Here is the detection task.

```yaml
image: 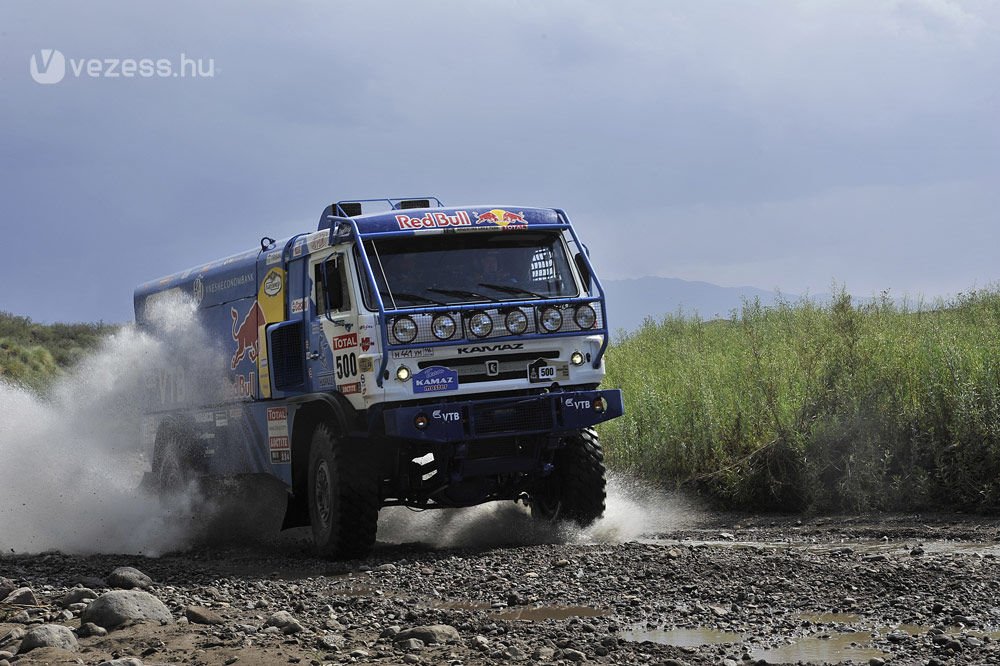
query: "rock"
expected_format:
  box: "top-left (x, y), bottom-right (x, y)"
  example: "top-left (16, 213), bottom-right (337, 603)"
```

top-left (17, 624), bottom-right (78, 654)
top-left (81, 590), bottom-right (173, 629)
top-left (380, 625), bottom-right (401, 639)
top-left (107, 567), bottom-right (153, 590)
top-left (2, 587), bottom-right (38, 606)
top-left (504, 645), bottom-right (526, 659)
top-left (554, 559), bottom-right (571, 567)
top-left (533, 647), bottom-right (556, 660)
top-left (77, 623), bottom-right (107, 638)
top-left (403, 655), bottom-right (420, 664)
top-left (472, 635), bottom-right (490, 651)
top-left (98, 659), bottom-right (145, 666)
top-left (395, 624), bottom-right (460, 644)
top-left (910, 546), bottom-right (925, 556)
top-left (185, 605), bottom-right (224, 625)
top-left (61, 587), bottom-right (97, 607)
top-left (868, 658), bottom-right (886, 666)
top-left (0, 578), bottom-right (15, 600)
top-left (667, 548), bottom-right (683, 559)
top-left (350, 649), bottom-right (369, 658)
top-left (375, 563), bottom-right (398, 572)
top-left (395, 638), bottom-right (424, 651)
top-left (265, 610), bottom-right (303, 634)
top-left (564, 648), bottom-right (587, 661)
top-left (75, 576), bottom-right (107, 589)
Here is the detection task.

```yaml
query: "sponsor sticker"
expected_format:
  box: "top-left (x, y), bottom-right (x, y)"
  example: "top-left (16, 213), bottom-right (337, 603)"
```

top-left (457, 343), bottom-right (524, 354)
top-left (339, 382), bottom-right (361, 395)
top-left (395, 210), bottom-right (472, 231)
top-left (360, 336), bottom-right (373, 352)
top-left (412, 366), bottom-right (459, 394)
top-left (265, 250), bottom-right (282, 266)
top-left (291, 298), bottom-right (305, 314)
top-left (332, 332), bottom-right (358, 350)
top-left (391, 348), bottom-right (434, 360)
top-left (474, 208), bottom-right (527, 228)
top-left (432, 408), bottom-right (461, 423)
top-left (214, 412), bottom-right (228, 427)
top-left (527, 358), bottom-right (569, 383)
top-left (306, 230), bottom-right (329, 253)
top-left (563, 396), bottom-right (592, 410)
top-left (266, 407), bottom-right (290, 464)
top-left (192, 277), bottom-right (204, 305)
top-left (263, 269), bottom-right (282, 296)
top-left (359, 356), bottom-right (374, 373)
top-left (293, 243), bottom-right (304, 257)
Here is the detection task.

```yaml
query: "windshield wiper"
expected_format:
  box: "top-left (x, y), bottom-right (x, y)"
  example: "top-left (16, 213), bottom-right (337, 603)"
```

top-left (426, 287), bottom-right (499, 302)
top-left (379, 290), bottom-right (445, 306)
top-left (478, 282), bottom-right (546, 299)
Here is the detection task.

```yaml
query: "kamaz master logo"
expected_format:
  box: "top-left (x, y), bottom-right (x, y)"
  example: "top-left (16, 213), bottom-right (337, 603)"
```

top-left (457, 343), bottom-right (524, 354)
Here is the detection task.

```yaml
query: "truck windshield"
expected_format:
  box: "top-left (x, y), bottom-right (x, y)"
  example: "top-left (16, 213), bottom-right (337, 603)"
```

top-left (360, 232), bottom-right (579, 310)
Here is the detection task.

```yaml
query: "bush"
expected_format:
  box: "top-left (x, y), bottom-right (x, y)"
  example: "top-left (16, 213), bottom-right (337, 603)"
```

top-left (599, 288), bottom-right (1000, 513)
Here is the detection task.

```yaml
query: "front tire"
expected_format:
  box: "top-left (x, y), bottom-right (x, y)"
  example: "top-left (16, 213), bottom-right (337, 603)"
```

top-left (531, 428), bottom-right (607, 527)
top-left (308, 423), bottom-right (379, 559)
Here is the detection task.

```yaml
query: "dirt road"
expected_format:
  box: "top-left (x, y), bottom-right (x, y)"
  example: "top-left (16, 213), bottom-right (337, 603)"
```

top-left (3, 505), bottom-right (1000, 665)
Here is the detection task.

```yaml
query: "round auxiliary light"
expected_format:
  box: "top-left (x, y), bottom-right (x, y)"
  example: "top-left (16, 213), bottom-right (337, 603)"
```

top-left (432, 314), bottom-right (457, 340)
top-left (468, 312), bottom-right (493, 338)
top-left (505, 309), bottom-right (529, 335)
top-left (414, 413), bottom-right (429, 430)
top-left (396, 365), bottom-right (411, 381)
top-left (570, 351), bottom-right (585, 366)
top-left (392, 316), bottom-right (418, 343)
top-left (574, 304), bottom-right (597, 330)
top-left (539, 307), bottom-right (563, 333)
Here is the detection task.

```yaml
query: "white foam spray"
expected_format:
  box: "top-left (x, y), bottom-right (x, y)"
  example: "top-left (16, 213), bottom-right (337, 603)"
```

top-left (376, 472), bottom-right (700, 550)
top-left (0, 295), bottom-right (222, 556)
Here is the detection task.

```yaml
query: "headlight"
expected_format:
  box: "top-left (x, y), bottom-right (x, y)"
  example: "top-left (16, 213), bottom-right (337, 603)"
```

top-left (574, 304), bottom-right (597, 329)
top-left (468, 312), bottom-right (493, 338)
top-left (570, 351), bottom-right (585, 366)
top-left (431, 314), bottom-right (456, 340)
top-left (396, 365), bottom-right (411, 381)
top-left (539, 307), bottom-right (563, 332)
top-left (505, 309), bottom-right (528, 335)
top-left (392, 317), bottom-right (418, 343)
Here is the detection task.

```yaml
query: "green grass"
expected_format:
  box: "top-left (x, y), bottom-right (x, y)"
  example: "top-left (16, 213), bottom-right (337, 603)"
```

top-left (0, 312), bottom-right (115, 391)
top-left (599, 289), bottom-right (1000, 513)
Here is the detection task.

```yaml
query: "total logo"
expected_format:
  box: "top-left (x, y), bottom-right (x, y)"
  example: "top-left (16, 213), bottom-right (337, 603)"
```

top-left (432, 409), bottom-right (461, 423)
top-left (564, 397), bottom-right (591, 410)
top-left (475, 209), bottom-right (527, 228)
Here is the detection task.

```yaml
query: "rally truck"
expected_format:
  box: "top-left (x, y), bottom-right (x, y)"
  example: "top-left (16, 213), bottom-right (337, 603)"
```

top-left (134, 197), bottom-right (624, 558)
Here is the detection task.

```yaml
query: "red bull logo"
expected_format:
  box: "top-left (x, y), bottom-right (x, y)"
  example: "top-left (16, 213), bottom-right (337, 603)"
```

top-left (395, 210), bottom-right (473, 230)
top-left (475, 209), bottom-right (527, 228)
top-left (231, 301), bottom-right (264, 370)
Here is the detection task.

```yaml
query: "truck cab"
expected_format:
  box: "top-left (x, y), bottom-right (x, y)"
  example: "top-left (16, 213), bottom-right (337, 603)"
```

top-left (134, 197), bottom-right (623, 558)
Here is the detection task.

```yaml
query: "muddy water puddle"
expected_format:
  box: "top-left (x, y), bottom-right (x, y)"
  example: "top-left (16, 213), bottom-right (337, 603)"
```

top-left (796, 612), bottom-right (862, 625)
top-left (496, 605), bottom-right (609, 621)
top-left (752, 632), bottom-right (887, 664)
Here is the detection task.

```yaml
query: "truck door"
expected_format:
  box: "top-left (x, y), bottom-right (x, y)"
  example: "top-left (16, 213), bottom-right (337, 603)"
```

top-left (308, 250), bottom-right (364, 399)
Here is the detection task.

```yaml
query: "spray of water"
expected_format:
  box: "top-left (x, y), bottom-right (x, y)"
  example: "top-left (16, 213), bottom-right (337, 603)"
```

top-left (377, 472), bottom-right (700, 550)
top-left (0, 295), bottom-right (220, 556)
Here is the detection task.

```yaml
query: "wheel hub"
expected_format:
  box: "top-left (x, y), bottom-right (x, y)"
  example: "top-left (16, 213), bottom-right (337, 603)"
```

top-left (315, 460), bottom-right (332, 525)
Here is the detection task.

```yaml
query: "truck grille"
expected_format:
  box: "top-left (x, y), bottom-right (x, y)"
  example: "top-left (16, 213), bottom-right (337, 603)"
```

top-left (418, 351), bottom-right (559, 384)
top-left (474, 400), bottom-right (553, 435)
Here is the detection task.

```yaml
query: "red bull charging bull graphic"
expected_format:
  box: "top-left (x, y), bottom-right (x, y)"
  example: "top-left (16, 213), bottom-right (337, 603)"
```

top-left (475, 208), bottom-right (527, 228)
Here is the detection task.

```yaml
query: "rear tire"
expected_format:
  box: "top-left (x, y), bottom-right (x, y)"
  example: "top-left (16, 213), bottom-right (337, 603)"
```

top-left (152, 427), bottom-right (196, 495)
top-left (308, 423), bottom-right (379, 559)
top-left (531, 428), bottom-right (607, 527)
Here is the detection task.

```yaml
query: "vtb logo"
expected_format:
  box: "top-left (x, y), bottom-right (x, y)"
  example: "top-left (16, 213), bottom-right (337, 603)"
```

top-left (30, 49), bottom-right (66, 85)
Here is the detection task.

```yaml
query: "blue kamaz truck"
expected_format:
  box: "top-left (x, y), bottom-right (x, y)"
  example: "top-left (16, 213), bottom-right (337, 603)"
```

top-left (134, 198), bottom-right (624, 558)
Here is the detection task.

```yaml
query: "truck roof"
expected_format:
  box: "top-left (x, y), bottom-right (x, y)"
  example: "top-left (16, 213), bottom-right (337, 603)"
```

top-left (134, 203), bottom-right (566, 321)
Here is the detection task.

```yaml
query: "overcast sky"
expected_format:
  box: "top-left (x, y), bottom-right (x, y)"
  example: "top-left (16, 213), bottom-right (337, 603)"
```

top-left (2, 1), bottom-right (998, 322)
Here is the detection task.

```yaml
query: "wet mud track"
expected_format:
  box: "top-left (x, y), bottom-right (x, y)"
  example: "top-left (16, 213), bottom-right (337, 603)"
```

top-left (4, 513), bottom-right (1000, 665)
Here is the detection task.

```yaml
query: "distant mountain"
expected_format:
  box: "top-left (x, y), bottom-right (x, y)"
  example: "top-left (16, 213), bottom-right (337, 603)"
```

top-left (600, 276), bottom-right (795, 332)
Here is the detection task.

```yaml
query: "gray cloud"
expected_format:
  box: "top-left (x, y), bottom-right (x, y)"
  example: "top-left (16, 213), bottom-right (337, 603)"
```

top-left (1, 0), bottom-right (997, 321)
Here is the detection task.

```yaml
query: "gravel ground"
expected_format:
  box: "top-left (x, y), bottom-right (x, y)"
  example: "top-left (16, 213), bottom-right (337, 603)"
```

top-left (4, 506), bottom-right (1000, 666)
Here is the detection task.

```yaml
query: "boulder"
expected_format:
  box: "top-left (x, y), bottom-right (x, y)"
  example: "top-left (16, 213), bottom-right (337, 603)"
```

top-left (107, 567), bottom-right (153, 590)
top-left (1, 587), bottom-right (38, 606)
top-left (394, 624), bottom-right (460, 644)
top-left (81, 590), bottom-right (172, 629)
top-left (61, 587), bottom-right (97, 607)
top-left (185, 606), bottom-right (224, 625)
top-left (17, 624), bottom-right (78, 654)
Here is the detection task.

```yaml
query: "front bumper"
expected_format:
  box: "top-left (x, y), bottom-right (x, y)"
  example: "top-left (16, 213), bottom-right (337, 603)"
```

top-left (382, 389), bottom-right (624, 442)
